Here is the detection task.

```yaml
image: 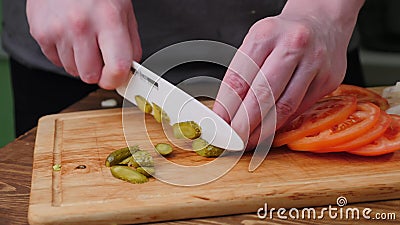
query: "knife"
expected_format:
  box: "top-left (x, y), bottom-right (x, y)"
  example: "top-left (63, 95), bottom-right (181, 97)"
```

top-left (116, 61), bottom-right (244, 151)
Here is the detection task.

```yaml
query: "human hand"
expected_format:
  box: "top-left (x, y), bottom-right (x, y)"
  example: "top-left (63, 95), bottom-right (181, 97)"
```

top-left (213, 0), bottom-right (364, 150)
top-left (26, 0), bottom-right (142, 89)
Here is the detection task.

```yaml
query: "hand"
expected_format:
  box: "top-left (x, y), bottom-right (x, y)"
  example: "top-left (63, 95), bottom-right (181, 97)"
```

top-left (213, 0), bottom-right (364, 150)
top-left (26, 0), bottom-right (142, 89)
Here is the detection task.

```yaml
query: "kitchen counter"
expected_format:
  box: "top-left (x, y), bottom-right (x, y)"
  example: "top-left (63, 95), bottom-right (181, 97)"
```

top-left (0, 88), bottom-right (399, 225)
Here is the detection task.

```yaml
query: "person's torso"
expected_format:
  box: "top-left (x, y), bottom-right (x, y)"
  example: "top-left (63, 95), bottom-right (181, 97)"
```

top-left (133, 0), bottom-right (286, 59)
top-left (2, 0), bottom-right (286, 76)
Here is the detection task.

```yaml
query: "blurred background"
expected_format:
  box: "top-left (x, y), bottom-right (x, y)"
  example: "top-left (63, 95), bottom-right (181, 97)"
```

top-left (0, 0), bottom-right (15, 148)
top-left (0, 0), bottom-right (399, 147)
top-left (358, 0), bottom-right (400, 86)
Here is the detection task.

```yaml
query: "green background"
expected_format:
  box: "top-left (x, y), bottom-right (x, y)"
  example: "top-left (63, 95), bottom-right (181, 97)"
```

top-left (0, 57), bottom-right (14, 148)
top-left (0, 0), bottom-right (15, 148)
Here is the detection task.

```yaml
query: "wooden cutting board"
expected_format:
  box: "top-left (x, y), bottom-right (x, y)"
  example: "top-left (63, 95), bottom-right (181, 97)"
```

top-left (29, 99), bottom-right (400, 225)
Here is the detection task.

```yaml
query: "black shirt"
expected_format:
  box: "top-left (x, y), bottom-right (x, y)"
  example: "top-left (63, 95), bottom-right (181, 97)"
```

top-left (2, 0), bottom-right (287, 77)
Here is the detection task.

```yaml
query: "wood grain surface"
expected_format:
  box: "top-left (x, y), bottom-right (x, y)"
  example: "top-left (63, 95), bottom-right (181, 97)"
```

top-left (28, 89), bottom-right (400, 224)
top-left (0, 90), bottom-right (123, 225)
top-left (1, 89), bottom-right (399, 225)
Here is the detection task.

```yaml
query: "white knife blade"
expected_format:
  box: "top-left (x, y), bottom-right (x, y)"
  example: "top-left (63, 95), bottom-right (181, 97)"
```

top-left (116, 62), bottom-right (244, 151)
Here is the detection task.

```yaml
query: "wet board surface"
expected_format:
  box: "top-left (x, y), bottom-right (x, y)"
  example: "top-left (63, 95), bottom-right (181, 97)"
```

top-left (29, 99), bottom-right (400, 225)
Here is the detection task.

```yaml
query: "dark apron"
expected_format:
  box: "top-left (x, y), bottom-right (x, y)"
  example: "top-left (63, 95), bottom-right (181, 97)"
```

top-left (2, 0), bottom-right (286, 79)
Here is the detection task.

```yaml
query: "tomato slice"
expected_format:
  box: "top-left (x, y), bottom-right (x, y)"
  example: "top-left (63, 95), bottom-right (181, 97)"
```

top-left (348, 114), bottom-right (400, 156)
top-left (314, 111), bottom-right (391, 153)
top-left (327, 84), bottom-right (390, 110)
top-left (273, 96), bottom-right (357, 147)
top-left (288, 103), bottom-right (381, 151)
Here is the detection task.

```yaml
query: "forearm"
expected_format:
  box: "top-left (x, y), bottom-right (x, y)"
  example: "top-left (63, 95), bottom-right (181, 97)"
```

top-left (282, 0), bottom-right (365, 35)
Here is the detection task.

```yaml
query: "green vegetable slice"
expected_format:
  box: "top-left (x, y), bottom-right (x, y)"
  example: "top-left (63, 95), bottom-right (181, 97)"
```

top-left (136, 167), bottom-right (155, 177)
top-left (192, 138), bottom-right (224, 157)
top-left (155, 143), bottom-right (173, 155)
top-left (105, 146), bottom-right (140, 167)
top-left (152, 103), bottom-right (170, 123)
top-left (135, 95), bottom-right (152, 114)
top-left (110, 166), bottom-right (148, 184)
top-left (128, 157), bottom-right (139, 168)
top-left (132, 150), bottom-right (154, 167)
top-left (173, 121), bottom-right (201, 139)
top-left (53, 164), bottom-right (62, 171)
top-left (119, 156), bottom-right (132, 165)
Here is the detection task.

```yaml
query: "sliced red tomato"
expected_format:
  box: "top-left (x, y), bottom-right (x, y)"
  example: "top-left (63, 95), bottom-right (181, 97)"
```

top-left (288, 103), bottom-right (381, 151)
top-left (348, 114), bottom-right (400, 156)
top-left (273, 96), bottom-right (357, 147)
top-left (314, 111), bottom-right (391, 153)
top-left (327, 84), bottom-right (390, 110)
